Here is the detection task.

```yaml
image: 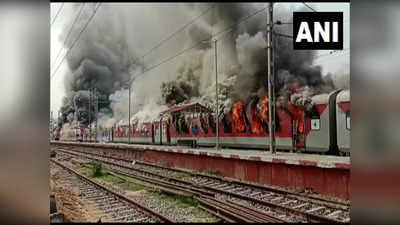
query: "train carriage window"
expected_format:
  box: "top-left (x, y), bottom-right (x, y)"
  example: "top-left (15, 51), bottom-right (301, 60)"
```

top-left (221, 112), bottom-right (232, 133)
top-left (346, 112), bottom-right (350, 130)
top-left (200, 113), bottom-right (209, 134)
top-left (209, 113), bottom-right (216, 133)
top-left (311, 117), bottom-right (320, 130)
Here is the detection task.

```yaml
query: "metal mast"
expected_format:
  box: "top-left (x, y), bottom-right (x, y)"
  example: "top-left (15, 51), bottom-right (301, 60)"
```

top-left (128, 85), bottom-right (131, 144)
top-left (214, 39), bottom-right (219, 150)
top-left (94, 87), bottom-right (98, 142)
top-left (267, 2), bottom-right (276, 154)
top-left (89, 87), bottom-right (91, 142)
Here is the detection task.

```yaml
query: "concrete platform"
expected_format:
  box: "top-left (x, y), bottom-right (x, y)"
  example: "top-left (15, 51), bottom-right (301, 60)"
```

top-left (51, 141), bottom-right (350, 200)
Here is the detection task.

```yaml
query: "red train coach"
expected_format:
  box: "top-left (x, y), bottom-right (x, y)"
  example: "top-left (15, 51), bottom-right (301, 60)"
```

top-left (106, 89), bottom-right (349, 155)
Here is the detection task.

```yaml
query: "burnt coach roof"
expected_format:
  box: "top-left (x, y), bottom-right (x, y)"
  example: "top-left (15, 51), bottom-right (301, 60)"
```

top-left (311, 93), bottom-right (330, 105)
top-left (160, 102), bottom-right (211, 115)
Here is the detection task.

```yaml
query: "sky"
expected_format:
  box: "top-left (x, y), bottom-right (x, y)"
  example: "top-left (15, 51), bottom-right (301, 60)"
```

top-left (50, 2), bottom-right (350, 116)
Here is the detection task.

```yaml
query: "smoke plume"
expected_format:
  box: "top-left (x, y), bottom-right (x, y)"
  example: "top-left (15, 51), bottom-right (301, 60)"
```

top-left (56, 3), bottom-right (345, 131)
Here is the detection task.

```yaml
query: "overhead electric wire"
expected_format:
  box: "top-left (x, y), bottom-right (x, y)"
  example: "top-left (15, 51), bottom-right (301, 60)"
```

top-left (212, 6), bottom-right (267, 40)
top-left (54, 4), bottom-right (268, 84)
top-left (275, 32), bottom-right (293, 39)
top-left (51, 3), bottom-right (86, 69)
top-left (127, 4), bottom-right (267, 85)
top-left (54, 4), bottom-right (329, 86)
top-left (51, 3), bottom-right (102, 79)
top-left (143, 2), bottom-right (345, 80)
top-left (141, 4), bottom-right (216, 58)
top-left (314, 49), bottom-right (350, 61)
top-left (302, 2), bottom-right (317, 12)
top-left (51, 3), bottom-right (64, 26)
top-left (132, 5), bottom-right (269, 82)
top-left (313, 52), bottom-right (350, 64)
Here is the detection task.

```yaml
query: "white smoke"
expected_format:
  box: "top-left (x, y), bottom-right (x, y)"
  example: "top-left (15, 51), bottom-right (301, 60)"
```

top-left (57, 3), bottom-right (346, 130)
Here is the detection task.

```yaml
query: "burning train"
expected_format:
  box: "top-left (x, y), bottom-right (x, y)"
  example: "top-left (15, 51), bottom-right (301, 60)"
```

top-left (53, 3), bottom-right (351, 157)
top-left (57, 89), bottom-right (350, 156)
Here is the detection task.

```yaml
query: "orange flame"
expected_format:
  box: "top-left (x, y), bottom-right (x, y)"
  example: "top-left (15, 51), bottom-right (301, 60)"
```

top-left (298, 117), bottom-right (304, 133)
top-left (287, 104), bottom-right (304, 134)
top-left (294, 106), bottom-right (304, 134)
top-left (261, 96), bottom-right (269, 123)
top-left (251, 110), bottom-right (263, 134)
top-left (232, 100), bottom-right (246, 132)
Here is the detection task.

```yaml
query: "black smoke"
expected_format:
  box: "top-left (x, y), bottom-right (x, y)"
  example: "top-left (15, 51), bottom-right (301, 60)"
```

top-left (56, 3), bottom-right (337, 128)
top-left (161, 3), bottom-right (335, 106)
top-left (58, 4), bottom-right (141, 127)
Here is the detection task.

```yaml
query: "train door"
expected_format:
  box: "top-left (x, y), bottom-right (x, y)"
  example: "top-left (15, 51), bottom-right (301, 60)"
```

top-left (151, 124), bottom-right (155, 144)
top-left (160, 119), bottom-right (163, 145)
top-left (161, 120), bottom-right (171, 145)
top-left (166, 121), bottom-right (171, 144)
top-left (154, 122), bottom-right (161, 145)
top-left (292, 113), bottom-right (306, 152)
top-left (112, 126), bottom-right (114, 142)
top-left (296, 112), bottom-right (306, 151)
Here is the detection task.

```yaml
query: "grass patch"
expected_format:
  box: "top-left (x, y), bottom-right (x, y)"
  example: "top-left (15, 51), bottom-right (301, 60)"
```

top-left (79, 167), bottom-right (93, 177)
top-left (207, 215), bottom-right (222, 223)
top-left (77, 164), bottom-right (220, 222)
top-left (153, 192), bottom-right (198, 207)
top-left (99, 172), bottom-right (124, 184)
top-left (92, 163), bottom-right (103, 177)
top-left (81, 164), bottom-right (146, 191)
top-left (121, 181), bottom-right (147, 192)
top-left (167, 172), bottom-right (190, 180)
top-left (79, 164), bottom-right (124, 185)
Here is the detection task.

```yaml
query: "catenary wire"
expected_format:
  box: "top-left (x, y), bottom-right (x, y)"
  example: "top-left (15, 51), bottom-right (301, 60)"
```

top-left (51, 3), bottom-right (102, 79)
top-left (51, 3), bottom-right (64, 26)
top-left (51, 3), bottom-right (86, 68)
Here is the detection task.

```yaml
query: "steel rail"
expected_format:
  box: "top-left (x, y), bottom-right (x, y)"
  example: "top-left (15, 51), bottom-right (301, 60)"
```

top-left (52, 145), bottom-right (348, 223)
top-left (52, 142), bottom-right (349, 206)
top-left (52, 143), bottom-right (349, 208)
top-left (50, 159), bottom-right (173, 223)
top-left (54, 149), bottom-right (286, 222)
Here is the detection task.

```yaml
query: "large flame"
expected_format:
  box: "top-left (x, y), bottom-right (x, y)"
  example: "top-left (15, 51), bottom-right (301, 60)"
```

top-left (298, 117), bottom-right (304, 133)
top-left (295, 107), bottom-right (304, 134)
top-left (250, 110), bottom-right (263, 134)
top-left (293, 106), bottom-right (303, 134)
top-left (287, 104), bottom-right (304, 135)
top-left (260, 96), bottom-right (269, 123)
top-left (232, 100), bottom-right (246, 132)
top-left (287, 82), bottom-right (305, 135)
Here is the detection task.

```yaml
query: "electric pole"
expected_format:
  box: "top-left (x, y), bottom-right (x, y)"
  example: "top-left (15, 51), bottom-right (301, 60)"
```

top-left (128, 85), bottom-right (131, 144)
top-left (214, 39), bottom-right (219, 150)
top-left (89, 87), bottom-right (92, 142)
top-left (273, 29), bottom-right (277, 153)
top-left (267, 2), bottom-right (276, 154)
top-left (95, 87), bottom-right (98, 142)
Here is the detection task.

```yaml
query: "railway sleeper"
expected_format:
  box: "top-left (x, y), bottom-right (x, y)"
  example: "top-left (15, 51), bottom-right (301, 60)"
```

top-left (306, 206), bottom-right (325, 213)
top-left (196, 198), bottom-right (254, 223)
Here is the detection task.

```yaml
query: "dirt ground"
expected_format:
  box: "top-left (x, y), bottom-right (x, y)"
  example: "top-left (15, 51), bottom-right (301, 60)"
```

top-left (50, 161), bottom-right (219, 223)
top-left (50, 164), bottom-right (108, 222)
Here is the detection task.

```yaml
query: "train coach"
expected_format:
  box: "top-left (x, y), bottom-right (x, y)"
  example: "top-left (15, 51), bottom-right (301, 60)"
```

top-left (104, 89), bottom-right (350, 155)
top-left (336, 89), bottom-right (350, 155)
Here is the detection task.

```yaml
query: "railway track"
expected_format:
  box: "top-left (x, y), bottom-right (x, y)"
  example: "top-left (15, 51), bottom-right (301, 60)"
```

top-left (50, 159), bottom-right (172, 223)
top-left (52, 145), bottom-right (350, 223)
top-left (53, 152), bottom-right (286, 223)
top-left (53, 145), bottom-right (349, 206)
top-left (196, 196), bottom-right (286, 223)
